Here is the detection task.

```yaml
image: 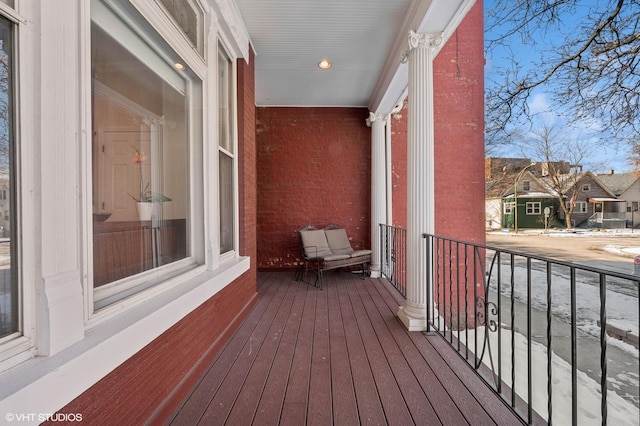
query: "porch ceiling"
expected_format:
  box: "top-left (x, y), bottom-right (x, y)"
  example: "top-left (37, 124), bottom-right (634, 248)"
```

top-left (234, 0), bottom-right (475, 112)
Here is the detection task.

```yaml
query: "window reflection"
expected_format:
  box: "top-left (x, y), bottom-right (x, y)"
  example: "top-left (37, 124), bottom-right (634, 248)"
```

top-left (91, 22), bottom-right (190, 295)
top-left (0, 15), bottom-right (16, 339)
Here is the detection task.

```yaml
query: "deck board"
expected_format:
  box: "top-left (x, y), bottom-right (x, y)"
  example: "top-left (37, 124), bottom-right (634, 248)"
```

top-left (168, 271), bottom-right (522, 425)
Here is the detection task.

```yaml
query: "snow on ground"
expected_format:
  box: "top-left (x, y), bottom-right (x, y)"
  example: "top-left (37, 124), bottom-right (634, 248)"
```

top-left (488, 261), bottom-right (639, 345)
top-left (457, 325), bottom-right (640, 425)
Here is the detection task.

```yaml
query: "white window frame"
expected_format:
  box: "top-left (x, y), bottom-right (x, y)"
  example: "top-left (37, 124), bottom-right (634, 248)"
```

top-left (85, 0), bottom-right (212, 319)
top-left (581, 184), bottom-right (591, 192)
top-left (522, 180), bottom-right (531, 191)
top-left (575, 201), bottom-right (588, 213)
top-left (525, 202), bottom-right (541, 215)
top-left (503, 202), bottom-right (515, 214)
top-left (0, 4), bottom-right (34, 370)
top-left (216, 39), bottom-right (238, 260)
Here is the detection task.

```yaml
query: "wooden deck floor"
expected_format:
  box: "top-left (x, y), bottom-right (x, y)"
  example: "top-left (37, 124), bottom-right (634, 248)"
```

top-left (168, 271), bottom-right (522, 425)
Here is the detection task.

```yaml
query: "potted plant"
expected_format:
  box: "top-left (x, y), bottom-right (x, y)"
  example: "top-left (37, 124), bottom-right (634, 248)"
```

top-left (129, 147), bottom-right (171, 220)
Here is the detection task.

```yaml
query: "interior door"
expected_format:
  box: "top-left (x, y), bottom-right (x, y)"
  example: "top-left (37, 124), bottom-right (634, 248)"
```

top-left (95, 127), bottom-right (151, 222)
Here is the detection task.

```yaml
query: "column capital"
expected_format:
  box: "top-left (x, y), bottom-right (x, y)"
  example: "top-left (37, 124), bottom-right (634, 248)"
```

top-left (402, 30), bottom-right (443, 63)
top-left (365, 112), bottom-right (389, 127)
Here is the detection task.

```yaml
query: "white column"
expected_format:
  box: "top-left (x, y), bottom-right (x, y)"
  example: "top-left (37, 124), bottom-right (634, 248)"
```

top-left (367, 112), bottom-right (388, 278)
top-left (398, 31), bottom-right (441, 331)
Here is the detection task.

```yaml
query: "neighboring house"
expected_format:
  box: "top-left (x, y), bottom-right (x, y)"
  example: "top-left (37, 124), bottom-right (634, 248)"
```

top-left (0, 0), bottom-right (484, 422)
top-left (541, 171), bottom-right (624, 228)
top-left (597, 171), bottom-right (640, 227)
top-left (485, 180), bottom-right (503, 230)
top-left (500, 170), bottom-right (561, 230)
top-left (502, 192), bottom-right (559, 229)
top-left (485, 166), bottom-right (562, 230)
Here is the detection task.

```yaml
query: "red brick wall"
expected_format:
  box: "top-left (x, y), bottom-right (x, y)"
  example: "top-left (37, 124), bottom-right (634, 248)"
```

top-left (238, 50), bottom-right (258, 264)
top-left (256, 107), bottom-right (371, 269)
top-left (48, 49), bottom-right (258, 425)
top-left (391, 103), bottom-right (408, 229)
top-left (433, 1), bottom-right (485, 244)
top-left (390, 1), bottom-right (485, 245)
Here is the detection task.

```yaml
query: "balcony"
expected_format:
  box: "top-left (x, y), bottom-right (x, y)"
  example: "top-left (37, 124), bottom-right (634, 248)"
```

top-left (167, 271), bottom-right (521, 425)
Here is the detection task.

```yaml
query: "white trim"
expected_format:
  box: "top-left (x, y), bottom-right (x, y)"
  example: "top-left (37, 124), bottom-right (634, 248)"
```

top-left (525, 201), bottom-right (542, 215)
top-left (0, 257), bottom-right (249, 422)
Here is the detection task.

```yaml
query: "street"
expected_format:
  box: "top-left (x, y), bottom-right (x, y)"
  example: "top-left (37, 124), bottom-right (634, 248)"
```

top-left (484, 231), bottom-right (639, 411)
top-left (486, 231), bottom-right (640, 275)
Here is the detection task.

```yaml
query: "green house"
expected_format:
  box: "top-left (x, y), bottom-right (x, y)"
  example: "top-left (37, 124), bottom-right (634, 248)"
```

top-left (502, 193), bottom-right (562, 229)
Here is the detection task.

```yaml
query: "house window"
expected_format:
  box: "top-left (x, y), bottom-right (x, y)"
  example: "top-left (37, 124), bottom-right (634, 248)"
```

top-left (91, 2), bottom-right (203, 308)
top-left (159, 0), bottom-right (205, 55)
top-left (522, 180), bottom-right (531, 191)
top-left (526, 202), bottom-right (541, 215)
top-left (0, 189), bottom-right (5, 200)
top-left (581, 184), bottom-right (591, 192)
top-left (0, 14), bottom-right (18, 340)
top-left (573, 201), bottom-right (589, 213)
top-left (628, 201), bottom-right (639, 212)
top-left (218, 43), bottom-right (235, 255)
top-left (503, 202), bottom-right (515, 214)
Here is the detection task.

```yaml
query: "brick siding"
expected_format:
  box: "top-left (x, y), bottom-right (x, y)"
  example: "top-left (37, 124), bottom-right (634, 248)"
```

top-left (256, 107), bottom-right (372, 270)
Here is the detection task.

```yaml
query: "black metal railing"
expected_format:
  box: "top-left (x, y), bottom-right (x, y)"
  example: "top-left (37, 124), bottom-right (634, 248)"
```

top-left (423, 233), bottom-right (640, 425)
top-left (380, 224), bottom-right (406, 297)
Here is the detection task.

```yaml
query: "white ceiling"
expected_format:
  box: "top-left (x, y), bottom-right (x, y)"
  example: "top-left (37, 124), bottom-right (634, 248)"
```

top-left (234, 0), bottom-right (475, 111)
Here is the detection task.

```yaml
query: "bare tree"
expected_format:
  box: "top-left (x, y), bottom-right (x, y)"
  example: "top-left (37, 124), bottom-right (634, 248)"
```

top-left (485, 0), bottom-right (640, 153)
top-left (520, 122), bottom-right (592, 229)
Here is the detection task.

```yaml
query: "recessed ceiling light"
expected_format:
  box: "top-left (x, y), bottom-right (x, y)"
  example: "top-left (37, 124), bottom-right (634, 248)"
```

top-left (174, 62), bottom-right (185, 70)
top-left (318, 59), bottom-right (332, 70)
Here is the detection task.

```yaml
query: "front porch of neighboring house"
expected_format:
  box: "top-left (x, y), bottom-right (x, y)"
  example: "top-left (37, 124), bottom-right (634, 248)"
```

top-left (586, 198), bottom-right (627, 229)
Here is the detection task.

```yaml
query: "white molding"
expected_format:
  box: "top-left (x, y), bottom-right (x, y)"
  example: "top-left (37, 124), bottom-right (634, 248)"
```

top-left (210, 0), bottom-right (250, 61)
top-left (369, 0), bottom-right (477, 114)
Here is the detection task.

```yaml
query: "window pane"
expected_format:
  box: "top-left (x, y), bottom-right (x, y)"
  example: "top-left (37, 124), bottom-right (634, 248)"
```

top-left (218, 47), bottom-right (233, 153)
top-left (0, 16), bottom-right (17, 338)
top-left (0, 1), bottom-right (13, 9)
top-left (219, 152), bottom-right (234, 253)
top-left (91, 21), bottom-right (191, 294)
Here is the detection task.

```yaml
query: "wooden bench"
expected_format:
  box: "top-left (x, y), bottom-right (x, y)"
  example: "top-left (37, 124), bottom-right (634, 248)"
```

top-left (296, 224), bottom-right (372, 289)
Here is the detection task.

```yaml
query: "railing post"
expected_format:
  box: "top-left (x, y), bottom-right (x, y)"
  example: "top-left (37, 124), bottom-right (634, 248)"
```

top-left (424, 233), bottom-right (431, 334)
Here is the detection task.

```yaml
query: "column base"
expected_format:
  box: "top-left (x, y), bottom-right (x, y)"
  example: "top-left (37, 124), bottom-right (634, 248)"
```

top-left (397, 305), bottom-right (427, 331)
top-left (369, 266), bottom-right (381, 278)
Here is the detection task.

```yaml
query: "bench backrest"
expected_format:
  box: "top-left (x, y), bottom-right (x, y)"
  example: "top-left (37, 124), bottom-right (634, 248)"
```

top-left (324, 228), bottom-right (354, 255)
top-left (299, 229), bottom-right (333, 259)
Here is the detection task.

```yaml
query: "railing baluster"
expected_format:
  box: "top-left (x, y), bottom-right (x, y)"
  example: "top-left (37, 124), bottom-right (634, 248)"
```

top-left (497, 250), bottom-right (502, 395)
top-left (511, 253), bottom-right (516, 408)
top-left (449, 239), bottom-right (453, 343)
top-left (599, 273), bottom-right (607, 425)
top-left (464, 242), bottom-right (469, 360)
top-left (547, 262), bottom-right (553, 426)
top-left (527, 257), bottom-right (532, 424)
top-left (456, 241), bottom-right (461, 351)
top-left (571, 266), bottom-right (577, 426)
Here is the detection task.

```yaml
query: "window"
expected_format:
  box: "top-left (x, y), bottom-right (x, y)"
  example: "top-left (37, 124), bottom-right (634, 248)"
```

top-left (526, 202), bottom-right (541, 215)
top-left (0, 14), bottom-right (17, 340)
top-left (569, 201), bottom-right (588, 213)
top-left (218, 43), bottom-right (235, 255)
top-left (581, 184), bottom-right (591, 192)
top-left (522, 180), bottom-right (531, 191)
top-left (628, 201), bottom-right (639, 212)
top-left (504, 202), bottom-right (515, 214)
top-left (91, 1), bottom-right (202, 308)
